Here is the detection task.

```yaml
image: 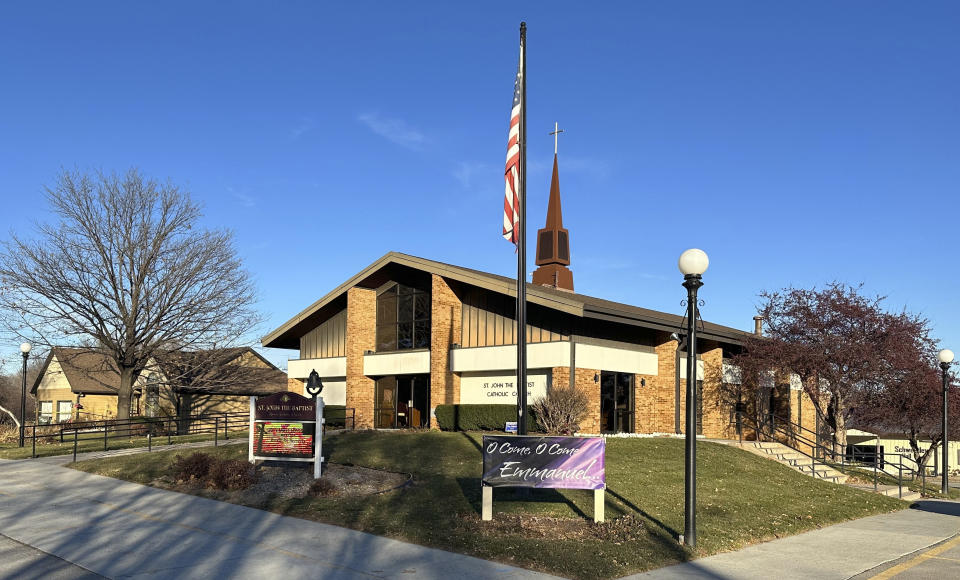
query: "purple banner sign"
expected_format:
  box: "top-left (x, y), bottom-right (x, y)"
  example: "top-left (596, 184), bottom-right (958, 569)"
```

top-left (482, 435), bottom-right (605, 489)
top-left (255, 391), bottom-right (316, 421)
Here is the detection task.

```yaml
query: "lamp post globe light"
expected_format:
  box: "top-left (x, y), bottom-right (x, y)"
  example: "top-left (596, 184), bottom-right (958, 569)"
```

top-left (19, 342), bottom-right (31, 448)
top-left (939, 348), bottom-right (954, 495)
top-left (678, 249), bottom-right (708, 547)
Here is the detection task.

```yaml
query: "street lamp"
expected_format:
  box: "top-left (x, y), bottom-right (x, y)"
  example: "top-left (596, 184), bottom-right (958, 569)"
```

top-left (678, 248), bottom-right (708, 547)
top-left (939, 348), bottom-right (954, 495)
top-left (19, 342), bottom-right (31, 448)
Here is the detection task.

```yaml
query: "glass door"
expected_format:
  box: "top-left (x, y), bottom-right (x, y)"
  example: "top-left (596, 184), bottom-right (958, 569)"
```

top-left (600, 371), bottom-right (634, 434)
top-left (376, 377), bottom-right (397, 428)
top-left (376, 375), bottom-right (430, 428)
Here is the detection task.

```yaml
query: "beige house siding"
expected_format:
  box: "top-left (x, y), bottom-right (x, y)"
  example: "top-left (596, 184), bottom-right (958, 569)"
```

top-left (34, 351), bottom-right (287, 422)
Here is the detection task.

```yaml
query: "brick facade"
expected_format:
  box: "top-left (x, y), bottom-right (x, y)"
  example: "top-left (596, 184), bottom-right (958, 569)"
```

top-left (551, 366), bottom-right (601, 433)
top-left (430, 275), bottom-right (462, 428)
top-left (653, 335), bottom-right (680, 434)
top-left (633, 371), bottom-right (659, 433)
top-left (700, 345), bottom-right (728, 438)
top-left (289, 274), bottom-right (751, 438)
top-left (345, 287), bottom-right (377, 429)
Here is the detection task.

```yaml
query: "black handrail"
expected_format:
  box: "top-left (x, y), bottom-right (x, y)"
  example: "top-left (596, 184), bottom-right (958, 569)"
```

top-left (740, 411), bottom-right (924, 499)
top-left (15, 412), bottom-right (250, 460)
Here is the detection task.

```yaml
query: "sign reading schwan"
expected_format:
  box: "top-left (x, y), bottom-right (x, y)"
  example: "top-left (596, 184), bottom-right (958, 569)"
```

top-left (482, 435), bottom-right (605, 490)
top-left (249, 391), bottom-right (325, 478)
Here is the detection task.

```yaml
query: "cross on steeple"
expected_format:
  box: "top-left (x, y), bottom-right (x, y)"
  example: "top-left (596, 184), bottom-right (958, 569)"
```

top-left (549, 122), bottom-right (564, 155)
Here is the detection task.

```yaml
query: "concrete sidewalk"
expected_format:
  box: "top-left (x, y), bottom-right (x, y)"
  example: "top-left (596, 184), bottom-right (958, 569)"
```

top-left (624, 500), bottom-right (960, 580)
top-left (0, 459), bottom-right (557, 579)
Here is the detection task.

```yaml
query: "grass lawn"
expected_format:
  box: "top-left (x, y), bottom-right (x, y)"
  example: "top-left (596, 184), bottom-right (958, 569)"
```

top-left (0, 430), bottom-right (248, 460)
top-left (71, 431), bottom-right (906, 579)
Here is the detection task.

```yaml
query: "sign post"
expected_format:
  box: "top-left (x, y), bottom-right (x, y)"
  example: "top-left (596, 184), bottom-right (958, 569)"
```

top-left (249, 392), bottom-right (325, 478)
top-left (481, 435), bottom-right (606, 522)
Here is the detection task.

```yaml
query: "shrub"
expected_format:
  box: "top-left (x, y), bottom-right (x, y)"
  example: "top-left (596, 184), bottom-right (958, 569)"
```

top-left (435, 404), bottom-right (541, 431)
top-left (208, 459), bottom-right (257, 490)
top-left (308, 477), bottom-right (339, 497)
top-left (172, 452), bottom-right (213, 482)
top-left (530, 384), bottom-right (589, 435)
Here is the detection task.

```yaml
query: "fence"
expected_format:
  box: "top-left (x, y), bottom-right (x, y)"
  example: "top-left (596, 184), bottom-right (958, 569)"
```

top-left (16, 406), bottom-right (356, 460)
top-left (17, 412), bottom-right (248, 461)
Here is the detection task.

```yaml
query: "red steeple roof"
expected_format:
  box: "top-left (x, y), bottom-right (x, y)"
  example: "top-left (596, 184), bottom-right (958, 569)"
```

top-left (532, 154), bottom-right (573, 291)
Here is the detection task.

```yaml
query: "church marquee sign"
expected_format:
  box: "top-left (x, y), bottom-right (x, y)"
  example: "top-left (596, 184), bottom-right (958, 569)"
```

top-left (249, 391), bottom-right (325, 477)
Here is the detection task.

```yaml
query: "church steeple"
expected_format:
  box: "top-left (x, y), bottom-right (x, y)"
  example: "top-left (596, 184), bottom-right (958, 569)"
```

top-left (533, 125), bottom-right (573, 291)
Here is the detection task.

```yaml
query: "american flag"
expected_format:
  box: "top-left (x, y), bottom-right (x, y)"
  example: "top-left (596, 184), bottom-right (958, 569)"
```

top-left (502, 46), bottom-right (523, 246)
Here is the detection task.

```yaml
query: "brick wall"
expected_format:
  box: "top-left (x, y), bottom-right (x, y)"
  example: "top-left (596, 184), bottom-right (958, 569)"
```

top-left (430, 275), bottom-right (462, 428)
top-left (346, 287), bottom-right (376, 429)
top-left (654, 335), bottom-right (679, 434)
top-left (700, 346), bottom-right (727, 438)
top-left (288, 377), bottom-right (305, 396)
top-left (633, 372), bottom-right (659, 433)
top-left (548, 366), bottom-right (600, 433)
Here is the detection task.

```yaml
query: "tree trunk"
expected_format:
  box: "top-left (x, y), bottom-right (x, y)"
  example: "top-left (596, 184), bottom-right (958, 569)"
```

top-left (177, 392), bottom-right (194, 435)
top-left (117, 366), bottom-right (135, 421)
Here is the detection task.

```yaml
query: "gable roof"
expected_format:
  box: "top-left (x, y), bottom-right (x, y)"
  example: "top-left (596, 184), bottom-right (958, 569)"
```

top-left (32, 346), bottom-right (285, 397)
top-left (31, 348), bottom-right (122, 395)
top-left (262, 251), bottom-right (750, 349)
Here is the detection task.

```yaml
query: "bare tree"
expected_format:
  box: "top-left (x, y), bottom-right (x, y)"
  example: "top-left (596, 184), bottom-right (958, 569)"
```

top-left (0, 169), bottom-right (260, 420)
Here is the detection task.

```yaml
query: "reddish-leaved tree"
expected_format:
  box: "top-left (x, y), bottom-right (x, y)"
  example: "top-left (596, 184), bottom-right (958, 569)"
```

top-left (734, 283), bottom-right (920, 453)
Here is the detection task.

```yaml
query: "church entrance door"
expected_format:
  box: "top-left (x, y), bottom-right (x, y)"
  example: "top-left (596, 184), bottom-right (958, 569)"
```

top-left (600, 371), bottom-right (634, 434)
top-left (375, 374), bottom-right (430, 428)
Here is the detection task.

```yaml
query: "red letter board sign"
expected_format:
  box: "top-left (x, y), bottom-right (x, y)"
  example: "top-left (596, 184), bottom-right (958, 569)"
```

top-left (253, 392), bottom-right (317, 459)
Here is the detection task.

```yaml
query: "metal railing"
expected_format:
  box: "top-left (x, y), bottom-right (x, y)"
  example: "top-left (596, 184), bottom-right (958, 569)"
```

top-left (739, 411), bottom-right (924, 499)
top-left (17, 412), bottom-right (249, 460)
top-left (323, 407), bottom-right (356, 431)
top-left (18, 405), bottom-right (356, 460)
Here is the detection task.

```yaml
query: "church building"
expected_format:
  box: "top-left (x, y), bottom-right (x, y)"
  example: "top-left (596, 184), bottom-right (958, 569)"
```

top-left (263, 153), bottom-right (807, 437)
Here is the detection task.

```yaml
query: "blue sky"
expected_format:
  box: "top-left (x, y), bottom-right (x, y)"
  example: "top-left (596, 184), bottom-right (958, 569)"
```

top-left (1, 2), bottom-right (958, 370)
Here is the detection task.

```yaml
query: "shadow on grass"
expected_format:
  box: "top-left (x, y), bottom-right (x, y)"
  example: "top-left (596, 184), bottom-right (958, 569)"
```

top-left (606, 486), bottom-right (681, 541)
top-left (456, 476), bottom-right (592, 520)
top-left (458, 431), bottom-right (482, 453)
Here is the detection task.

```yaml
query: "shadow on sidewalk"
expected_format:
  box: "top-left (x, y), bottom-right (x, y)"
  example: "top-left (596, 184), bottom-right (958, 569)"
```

top-left (910, 499), bottom-right (960, 517)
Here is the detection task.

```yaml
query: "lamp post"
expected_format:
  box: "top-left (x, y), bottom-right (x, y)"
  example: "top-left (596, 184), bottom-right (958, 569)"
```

top-left (18, 342), bottom-right (31, 448)
top-left (678, 248), bottom-right (708, 547)
top-left (939, 348), bottom-right (954, 495)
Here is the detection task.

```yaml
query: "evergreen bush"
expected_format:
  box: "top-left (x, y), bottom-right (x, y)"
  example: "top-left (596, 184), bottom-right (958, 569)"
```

top-left (435, 404), bottom-right (541, 432)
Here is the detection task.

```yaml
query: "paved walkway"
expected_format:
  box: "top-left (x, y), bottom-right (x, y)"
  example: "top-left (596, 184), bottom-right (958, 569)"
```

top-left (0, 459), bottom-right (557, 579)
top-left (625, 500), bottom-right (960, 580)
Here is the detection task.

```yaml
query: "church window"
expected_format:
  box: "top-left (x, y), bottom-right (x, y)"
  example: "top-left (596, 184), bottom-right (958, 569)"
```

top-left (377, 284), bottom-right (431, 351)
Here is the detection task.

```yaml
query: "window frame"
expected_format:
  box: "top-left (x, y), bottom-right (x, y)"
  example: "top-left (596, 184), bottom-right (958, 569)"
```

top-left (38, 401), bottom-right (53, 425)
top-left (376, 283), bottom-right (431, 352)
top-left (56, 400), bottom-right (72, 423)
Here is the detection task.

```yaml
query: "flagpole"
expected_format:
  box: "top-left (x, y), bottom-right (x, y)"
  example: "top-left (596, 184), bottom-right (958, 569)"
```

top-left (517, 21), bottom-right (528, 436)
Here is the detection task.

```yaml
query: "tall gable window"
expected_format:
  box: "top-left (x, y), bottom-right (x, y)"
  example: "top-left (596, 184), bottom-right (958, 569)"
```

top-left (377, 283), bottom-right (430, 351)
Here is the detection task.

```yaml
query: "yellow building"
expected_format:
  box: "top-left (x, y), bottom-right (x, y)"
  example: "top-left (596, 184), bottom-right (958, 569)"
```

top-left (31, 347), bottom-right (288, 423)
